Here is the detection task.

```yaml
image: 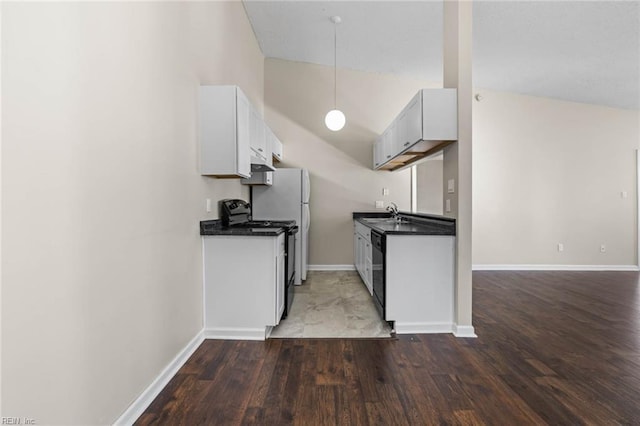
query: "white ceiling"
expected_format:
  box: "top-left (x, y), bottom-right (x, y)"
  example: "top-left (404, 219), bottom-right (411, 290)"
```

top-left (243, 1), bottom-right (640, 110)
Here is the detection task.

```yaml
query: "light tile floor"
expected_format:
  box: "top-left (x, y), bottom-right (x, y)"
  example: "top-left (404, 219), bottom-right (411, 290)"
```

top-left (269, 270), bottom-right (393, 338)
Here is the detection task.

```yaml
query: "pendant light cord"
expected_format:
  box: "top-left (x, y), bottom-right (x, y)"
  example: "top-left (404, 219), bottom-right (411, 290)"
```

top-left (333, 21), bottom-right (337, 109)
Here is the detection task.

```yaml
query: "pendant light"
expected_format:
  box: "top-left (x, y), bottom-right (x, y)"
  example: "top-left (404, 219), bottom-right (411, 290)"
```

top-left (325, 15), bottom-right (346, 131)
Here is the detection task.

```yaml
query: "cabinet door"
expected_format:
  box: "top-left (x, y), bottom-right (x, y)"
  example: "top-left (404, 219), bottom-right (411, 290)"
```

top-left (354, 231), bottom-right (359, 268)
top-left (199, 86), bottom-right (251, 178)
top-left (235, 90), bottom-right (252, 178)
top-left (357, 235), bottom-right (363, 277)
top-left (364, 239), bottom-right (373, 294)
top-left (359, 234), bottom-right (368, 282)
top-left (250, 107), bottom-right (267, 160)
top-left (365, 261), bottom-right (372, 294)
top-left (373, 138), bottom-right (384, 169)
top-left (384, 122), bottom-right (396, 163)
top-left (396, 111), bottom-right (408, 154)
top-left (357, 235), bottom-right (362, 278)
top-left (405, 92), bottom-right (422, 145)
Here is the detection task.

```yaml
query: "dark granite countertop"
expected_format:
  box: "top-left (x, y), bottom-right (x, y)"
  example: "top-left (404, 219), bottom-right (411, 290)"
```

top-left (200, 220), bottom-right (286, 237)
top-left (352, 211), bottom-right (393, 219)
top-left (353, 212), bottom-right (456, 236)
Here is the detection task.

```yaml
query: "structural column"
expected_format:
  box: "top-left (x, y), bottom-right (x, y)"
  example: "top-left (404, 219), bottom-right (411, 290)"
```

top-left (443, 0), bottom-right (475, 337)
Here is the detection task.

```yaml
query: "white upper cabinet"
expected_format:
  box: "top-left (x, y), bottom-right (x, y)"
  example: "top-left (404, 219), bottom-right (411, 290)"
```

top-left (373, 88), bottom-right (457, 171)
top-left (199, 86), bottom-right (253, 178)
top-left (199, 85), bottom-right (283, 177)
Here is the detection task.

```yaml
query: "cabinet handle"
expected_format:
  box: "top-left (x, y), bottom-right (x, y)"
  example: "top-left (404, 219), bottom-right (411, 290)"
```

top-left (386, 155), bottom-right (391, 159)
top-left (404, 142), bottom-right (410, 146)
top-left (258, 148), bottom-right (264, 152)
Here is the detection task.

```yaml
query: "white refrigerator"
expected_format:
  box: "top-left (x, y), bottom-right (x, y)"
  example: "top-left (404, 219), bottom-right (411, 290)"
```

top-left (251, 168), bottom-right (310, 285)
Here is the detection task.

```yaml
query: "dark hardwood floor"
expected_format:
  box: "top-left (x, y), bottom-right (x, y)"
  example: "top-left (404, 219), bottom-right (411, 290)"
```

top-left (135, 271), bottom-right (640, 425)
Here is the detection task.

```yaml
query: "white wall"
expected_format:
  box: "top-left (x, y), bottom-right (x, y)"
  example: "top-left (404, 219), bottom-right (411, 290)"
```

top-left (1, 2), bottom-right (263, 424)
top-left (263, 59), bottom-right (437, 266)
top-left (473, 89), bottom-right (639, 268)
top-left (416, 158), bottom-right (444, 215)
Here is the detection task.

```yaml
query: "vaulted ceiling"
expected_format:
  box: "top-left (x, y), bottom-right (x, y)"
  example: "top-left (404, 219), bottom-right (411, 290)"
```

top-left (244, 1), bottom-right (640, 110)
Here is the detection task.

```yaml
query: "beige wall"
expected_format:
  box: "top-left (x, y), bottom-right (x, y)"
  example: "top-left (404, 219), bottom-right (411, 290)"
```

top-left (473, 89), bottom-right (639, 267)
top-left (1, 2), bottom-right (262, 424)
top-left (263, 58), bottom-right (442, 265)
top-left (416, 157), bottom-right (444, 215)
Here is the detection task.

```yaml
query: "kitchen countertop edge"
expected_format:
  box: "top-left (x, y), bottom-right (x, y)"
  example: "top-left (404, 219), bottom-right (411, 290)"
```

top-left (200, 220), bottom-right (286, 237)
top-left (353, 211), bottom-right (456, 236)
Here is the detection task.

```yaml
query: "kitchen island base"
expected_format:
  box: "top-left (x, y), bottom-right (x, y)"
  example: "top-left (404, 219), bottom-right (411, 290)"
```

top-left (353, 212), bottom-right (456, 334)
top-left (386, 234), bottom-right (455, 333)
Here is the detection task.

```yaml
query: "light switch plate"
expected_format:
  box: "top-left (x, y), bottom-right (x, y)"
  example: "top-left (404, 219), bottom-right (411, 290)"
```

top-left (206, 198), bottom-right (212, 213)
top-left (445, 199), bottom-right (451, 212)
top-left (375, 200), bottom-right (384, 209)
top-left (448, 179), bottom-right (455, 194)
top-left (382, 188), bottom-right (389, 196)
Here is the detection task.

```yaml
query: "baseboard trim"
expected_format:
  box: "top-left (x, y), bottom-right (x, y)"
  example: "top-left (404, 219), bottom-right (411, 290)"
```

top-left (308, 264), bottom-right (356, 271)
top-left (204, 327), bottom-right (267, 341)
top-left (394, 322), bottom-right (454, 334)
top-left (453, 324), bottom-right (477, 338)
top-left (472, 264), bottom-right (640, 272)
top-left (114, 330), bottom-right (204, 426)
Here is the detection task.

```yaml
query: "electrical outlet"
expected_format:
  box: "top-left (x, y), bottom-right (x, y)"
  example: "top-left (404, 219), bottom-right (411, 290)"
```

top-left (382, 188), bottom-right (389, 196)
top-left (600, 244), bottom-right (606, 253)
top-left (375, 200), bottom-right (384, 209)
top-left (206, 198), bottom-right (212, 213)
top-left (621, 191), bottom-right (628, 198)
top-left (558, 243), bottom-right (564, 252)
top-left (445, 199), bottom-right (451, 213)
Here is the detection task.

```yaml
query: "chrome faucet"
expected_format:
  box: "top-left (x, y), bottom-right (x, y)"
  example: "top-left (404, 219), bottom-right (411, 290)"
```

top-left (386, 202), bottom-right (399, 221)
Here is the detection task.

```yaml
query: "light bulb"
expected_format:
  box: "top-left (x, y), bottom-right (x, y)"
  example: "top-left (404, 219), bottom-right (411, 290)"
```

top-left (325, 109), bottom-right (346, 131)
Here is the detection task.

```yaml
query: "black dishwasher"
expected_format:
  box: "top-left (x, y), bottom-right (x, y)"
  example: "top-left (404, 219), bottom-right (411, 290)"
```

top-left (371, 230), bottom-right (385, 319)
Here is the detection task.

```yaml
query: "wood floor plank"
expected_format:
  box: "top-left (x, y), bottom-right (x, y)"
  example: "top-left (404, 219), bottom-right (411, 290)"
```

top-left (341, 341), bottom-right (370, 426)
top-left (134, 270), bottom-right (640, 425)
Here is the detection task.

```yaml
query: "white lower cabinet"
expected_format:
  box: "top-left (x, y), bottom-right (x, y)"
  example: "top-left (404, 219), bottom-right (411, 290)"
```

top-left (353, 221), bottom-right (373, 295)
top-left (203, 233), bottom-right (285, 340)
